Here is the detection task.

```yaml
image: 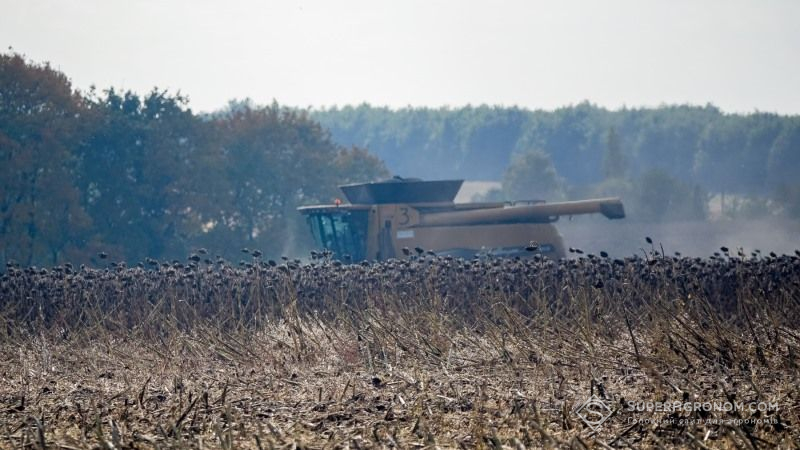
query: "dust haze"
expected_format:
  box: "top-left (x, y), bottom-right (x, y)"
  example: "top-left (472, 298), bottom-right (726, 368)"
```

top-left (558, 216), bottom-right (799, 258)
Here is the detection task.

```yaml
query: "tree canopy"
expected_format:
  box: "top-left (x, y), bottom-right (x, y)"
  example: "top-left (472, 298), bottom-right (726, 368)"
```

top-left (313, 103), bottom-right (800, 195)
top-left (0, 54), bottom-right (387, 267)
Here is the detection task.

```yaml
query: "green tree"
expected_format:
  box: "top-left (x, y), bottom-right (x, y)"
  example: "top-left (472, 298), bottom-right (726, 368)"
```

top-left (333, 147), bottom-right (389, 185)
top-left (502, 150), bottom-right (564, 201)
top-left (767, 122), bottom-right (800, 188)
top-left (602, 127), bottom-right (626, 180)
top-left (208, 102), bottom-right (387, 259)
top-left (0, 53), bottom-right (92, 265)
top-left (633, 169), bottom-right (708, 222)
top-left (75, 88), bottom-right (223, 262)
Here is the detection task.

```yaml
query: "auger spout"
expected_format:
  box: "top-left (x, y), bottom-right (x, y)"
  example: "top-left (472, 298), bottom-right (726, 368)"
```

top-left (418, 198), bottom-right (625, 227)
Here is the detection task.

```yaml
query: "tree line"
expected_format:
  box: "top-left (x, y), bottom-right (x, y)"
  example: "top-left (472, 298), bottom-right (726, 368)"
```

top-left (0, 54), bottom-right (387, 267)
top-left (4, 52), bottom-right (799, 267)
top-left (313, 103), bottom-right (800, 220)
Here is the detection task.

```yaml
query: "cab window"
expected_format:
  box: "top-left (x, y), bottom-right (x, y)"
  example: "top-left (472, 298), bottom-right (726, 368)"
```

top-left (307, 211), bottom-right (368, 261)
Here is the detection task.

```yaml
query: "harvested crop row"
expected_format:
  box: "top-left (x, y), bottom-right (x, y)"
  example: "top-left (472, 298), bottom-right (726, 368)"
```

top-left (1, 249), bottom-right (799, 448)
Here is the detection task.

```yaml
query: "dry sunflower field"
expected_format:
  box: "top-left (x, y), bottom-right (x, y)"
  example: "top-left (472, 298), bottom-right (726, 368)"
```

top-left (1, 245), bottom-right (799, 449)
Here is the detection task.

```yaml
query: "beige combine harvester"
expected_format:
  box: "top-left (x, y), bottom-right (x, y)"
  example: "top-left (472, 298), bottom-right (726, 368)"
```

top-left (298, 178), bottom-right (624, 261)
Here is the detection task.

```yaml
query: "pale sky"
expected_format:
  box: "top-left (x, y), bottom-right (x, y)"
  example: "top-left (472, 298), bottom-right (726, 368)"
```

top-left (2, 0), bottom-right (798, 114)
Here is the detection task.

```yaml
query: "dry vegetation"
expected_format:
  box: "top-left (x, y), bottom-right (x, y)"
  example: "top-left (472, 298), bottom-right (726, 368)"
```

top-left (1, 244), bottom-right (799, 449)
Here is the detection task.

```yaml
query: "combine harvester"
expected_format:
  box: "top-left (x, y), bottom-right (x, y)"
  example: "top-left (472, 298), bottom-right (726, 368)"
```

top-left (298, 178), bottom-right (624, 261)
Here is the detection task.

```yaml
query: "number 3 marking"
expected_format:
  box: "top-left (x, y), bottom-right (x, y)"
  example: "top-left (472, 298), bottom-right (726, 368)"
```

top-left (398, 207), bottom-right (410, 225)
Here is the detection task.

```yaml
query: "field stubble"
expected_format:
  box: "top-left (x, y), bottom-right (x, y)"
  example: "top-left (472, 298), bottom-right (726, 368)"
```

top-left (1, 246), bottom-right (799, 449)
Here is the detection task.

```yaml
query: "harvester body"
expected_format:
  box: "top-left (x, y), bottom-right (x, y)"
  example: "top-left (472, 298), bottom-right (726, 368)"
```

top-left (298, 179), bottom-right (624, 261)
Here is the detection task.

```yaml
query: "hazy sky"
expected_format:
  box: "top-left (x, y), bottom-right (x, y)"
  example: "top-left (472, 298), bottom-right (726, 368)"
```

top-left (2, 0), bottom-right (798, 114)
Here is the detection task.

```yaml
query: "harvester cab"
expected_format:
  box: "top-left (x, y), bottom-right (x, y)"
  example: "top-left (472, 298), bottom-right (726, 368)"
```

top-left (298, 178), bottom-right (625, 262)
